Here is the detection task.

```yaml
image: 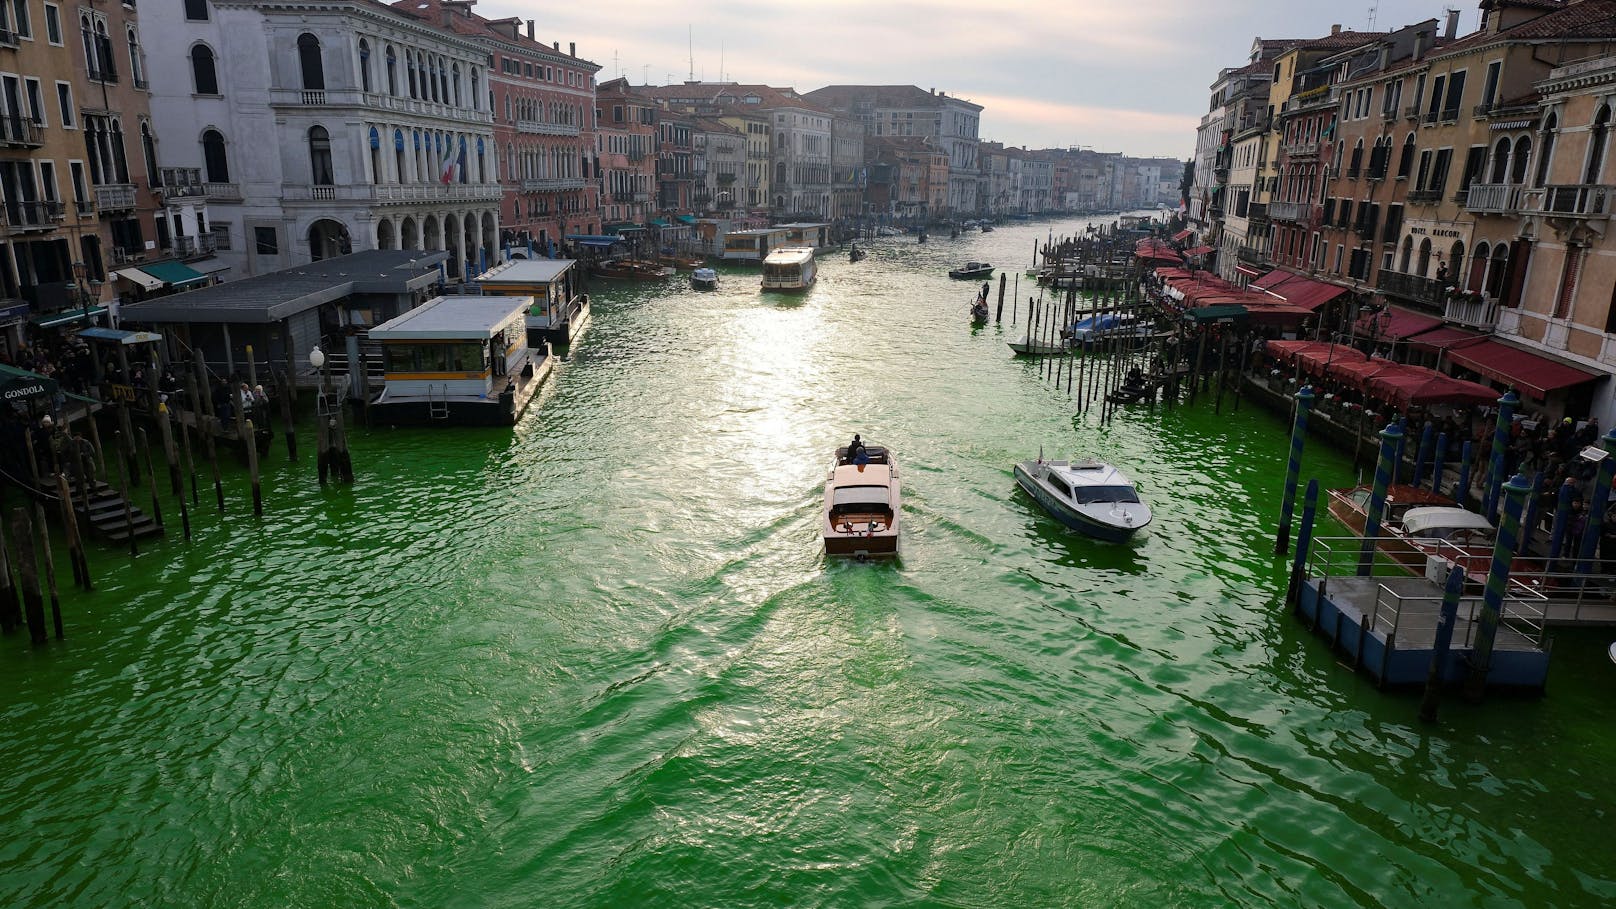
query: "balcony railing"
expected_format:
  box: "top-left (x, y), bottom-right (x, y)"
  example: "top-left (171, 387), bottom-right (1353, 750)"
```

top-left (1541, 184), bottom-right (1614, 218)
top-left (285, 182), bottom-right (503, 204)
top-left (1439, 108), bottom-right (1460, 123)
top-left (516, 120), bottom-right (580, 136)
top-left (269, 90), bottom-right (495, 126)
top-left (301, 90), bottom-right (327, 105)
top-left (75, 200), bottom-right (94, 217)
top-left (0, 117), bottom-right (43, 147)
top-left (1403, 104), bottom-right (1422, 120)
top-left (94, 183), bottom-right (137, 211)
top-left (1237, 246), bottom-right (1266, 264)
top-left (159, 167), bottom-right (206, 198)
top-left (205, 182), bottom-right (242, 201)
top-left (1375, 269), bottom-right (1444, 308)
top-left (1407, 188), bottom-right (1442, 204)
top-left (0, 26), bottom-right (19, 47)
top-left (1473, 102), bottom-right (1494, 118)
top-left (521, 177), bottom-right (586, 192)
top-left (110, 247), bottom-right (143, 265)
top-left (1444, 293), bottom-right (1501, 330)
top-left (1268, 200), bottom-right (1308, 222)
top-left (1247, 202), bottom-right (1268, 223)
top-left (133, 77), bottom-right (149, 91)
top-left (2, 200), bottom-right (64, 230)
top-left (173, 234), bottom-right (218, 258)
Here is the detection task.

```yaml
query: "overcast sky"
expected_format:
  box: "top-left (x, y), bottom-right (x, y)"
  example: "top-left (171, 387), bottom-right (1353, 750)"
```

top-left (480, 1), bottom-right (1481, 160)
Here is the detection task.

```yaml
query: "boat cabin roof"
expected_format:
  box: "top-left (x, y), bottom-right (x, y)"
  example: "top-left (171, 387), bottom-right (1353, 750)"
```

top-left (368, 295), bottom-right (532, 341)
top-left (475, 259), bottom-right (575, 285)
top-left (1046, 458), bottom-right (1134, 488)
top-left (764, 247), bottom-right (816, 265)
top-left (728, 228), bottom-right (787, 237)
top-left (1401, 507), bottom-right (1494, 535)
top-left (832, 463), bottom-right (893, 486)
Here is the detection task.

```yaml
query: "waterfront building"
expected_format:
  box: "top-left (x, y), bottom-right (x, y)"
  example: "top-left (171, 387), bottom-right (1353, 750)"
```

top-left (406, 2), bottom-right (599, 256)
top-left (1209, 58), bottom-right (1275, 283)
top-left (141, 0), bottom-right (499, 280)
top-left (829, 112), bottom-right (865, 221)
top-left (593, 77), bottom-right (657, 234)
top-left (979, 143), bottom-right (1018, 217)
top-left (865, 136), bottom-right (946, 222)
top-left (631, 83), bottom-right (777, 215)
top-left (692, 116), bottom-right (744, 215)
top-left (767, 94), bottom-right (833, 218)
top-left (1023, 152), bottom-right (1055, 215)
top-left (802, 85), bottom-right (981, 216)
top-left (0, 0), bottom-right (173, 329)
top-left (723, 109), bottom-right (772, 212)
top-left (654, 108), bottom-right (695, 216)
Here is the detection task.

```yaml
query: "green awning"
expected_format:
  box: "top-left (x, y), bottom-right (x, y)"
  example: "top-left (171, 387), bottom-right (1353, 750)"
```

top-left (602, 222), bottom-right (642, 235)
top-left (676, 214), bottom-right (697, 224)
top-left (647, 219), bottom-right (670, 228)
top-left (32, 305), bottom-right (107, 329)
top-left (1184, 304), bottom-right (1249, 324)
top-left (140, 260), bottom-right (209, 288)
top-left (0, 363), bottom-right (57, 403)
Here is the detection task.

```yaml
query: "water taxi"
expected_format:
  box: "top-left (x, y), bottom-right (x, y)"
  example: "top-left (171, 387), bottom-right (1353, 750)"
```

top-left (593, 259), bottom-right (674, 281)
top-left (762, 247), bottom-right (817, 292)
top-left (691, 267), bottom-right (719, 290)
top-left (949, 262), bottom-right (994, 279)
top-left (1014, 457), bottom-right (1151, 542)
top-left (367, 295), bottom-right (553, 427)
top-left (475, 258), bottom-right (589, 348)
top-left (823, 443), bottom-right (900, 558)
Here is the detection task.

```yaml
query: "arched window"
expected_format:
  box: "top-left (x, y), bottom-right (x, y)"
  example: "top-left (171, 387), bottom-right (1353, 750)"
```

top-left (1510, 136), bottom-right (1532, 184)
top-left (1447, 241), bottom-right (1464, 290)
top-left (202, 128), bottom-right (229, 182)
top-left (438, 57), bottom-right (449, 103)
top-left (1586, 105), bottom-right (1611, 185)
top-left (1487, 244), bottom-right (1509, 299)
top-left (1398, 132), bottom-right (1416, 179)
top-left (1536, 112), bottom-right (1558, 187)
top-left (1399, 235), bottom-right (1413, 273)
top-left (297, 33), bottom-right (324, 91)
top-left (191, 44), bottom-right (218, 94)
top-left (93, 21), bottom-right (114, 80)
top-left (80, 16), bottom-right (96, 77)
top-left (385, 46), bottom-right (397, 95)
top-left (140, 121), bottom-right (158, 186)
top-left (358, 39), bottom-right (372, 93)
top-left (407, 51), bottom-right (418, 99)
top-left (451, 63), bottom-right (461, 107)
top-left (426, 56), bottom-right (438, 102)
top-left (1489, 137), bottom-right (1511, 184)
top-left (308, 125), bottom-right (334, 185)
top-left (1416, 237), bottom-right (1432, 277)
top-left (1349, 138), bottom-right (1363, 175)
top-left (394, 130), bottom-right (406, 184)
top-left (127, 27), bottom-right (144, 87)
top-left (470, 68), bottom-right (479, 110)
top-left (1469, 241), bottom-right (1490, 291)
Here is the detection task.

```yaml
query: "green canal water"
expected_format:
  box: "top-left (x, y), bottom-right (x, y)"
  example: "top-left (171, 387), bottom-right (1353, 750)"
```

top-left (2, 217), bottom-right (1614, 907)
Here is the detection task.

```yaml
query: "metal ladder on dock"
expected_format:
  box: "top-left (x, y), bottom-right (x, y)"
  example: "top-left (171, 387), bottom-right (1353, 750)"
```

top-left (427, 383), bottom-right (449, 420)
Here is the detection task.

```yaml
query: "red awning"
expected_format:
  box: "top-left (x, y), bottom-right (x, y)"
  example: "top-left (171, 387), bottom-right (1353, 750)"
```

top-left (1327, 357), bottom-right (1401, 391)
top-left (1405, 325), bottom-right (1481, 352)
top-left (1289, 342), bottom-right (1368, 375)
top-left (1172, 229), bottom-right (1194, 241)
top-left (1265, 275), bottom-right (1349, 312)
top-left (1366, 368), bottom-right (1501, 409)
top-left (1183, 245), bottom-right (1215, 256)
top-left (1251, 269), bottom-right (1301, 291)
top-left (1235, 263), bottom-right (1264, 277)
top-left (1445, 339), bottom-right (1603, 401)
top-left (1355, 305), bottom-right (1442, 341)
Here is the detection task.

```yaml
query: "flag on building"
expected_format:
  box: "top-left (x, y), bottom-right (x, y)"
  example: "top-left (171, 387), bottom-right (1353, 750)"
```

top-left (439, 138), bottom-right (459, 185)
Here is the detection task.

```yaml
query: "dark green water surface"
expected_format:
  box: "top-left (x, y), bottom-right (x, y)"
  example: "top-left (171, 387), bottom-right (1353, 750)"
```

top-left (2, 217), bottom-right (1613, 907)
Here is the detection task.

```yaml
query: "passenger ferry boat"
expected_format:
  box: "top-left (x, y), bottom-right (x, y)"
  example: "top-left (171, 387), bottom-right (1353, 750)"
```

top-left (761, 246), bottom-right (817, 292)
top-left (366, 295), bottom-right (553, 427)
top-left (722, 228), bottom-right (788, 262)
top-left (823, 443), bottom-right (900, 558)
top-left (475, 258), bottom-right (589, 348)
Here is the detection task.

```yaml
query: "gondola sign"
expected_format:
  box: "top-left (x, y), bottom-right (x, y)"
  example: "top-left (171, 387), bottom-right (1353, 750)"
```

top-left (0, 372), bottom-right (57, 403)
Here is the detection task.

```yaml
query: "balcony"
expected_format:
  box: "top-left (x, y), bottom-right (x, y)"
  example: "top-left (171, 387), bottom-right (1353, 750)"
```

top-left (271, 89), bottom-right (495, 126)
top-left (159, 167), bottom-right (207, 198)
top-left (0, 116), bottom-right (43, 147)
top-left (75, 200), bottom-right (94, 217)
top-left (1407, 188), bottom-right (1442, 205)
top-left (1236, 246), bottom-right (1267, 265)
top-left (94, 184), bottom-right (138, 212)
top-left (1541, 184), bottom-right (1614, 218)
top-left (2, 200), bottom-right (64, 231)
top-left (87, 67), bottom-right (117, 85)
top-left (1403, 104), bottom-right (1422, 121)
top-left (1268, 200), bottom-right (1308, 222)
top-left (205, 182), bottom-right (242, 201)
top-left (133, 77), bottom-right (149, 91)
top-left (1282, 141), bottom-right (1319, 160)
top-left (521, 177), bottom-right (586, 192)
top-left (284, 182), bottom-right (504, 205)
top-left (300, 90), bottom-right (327, 105)
top-left (1247, 202), bottom-right (1269, 224)
top-left (1376, 269), bottom-right (1444, 308)
top-left (1381, 108), bottom-right (1397, 122)
top-left (516, 120), bottom-right (580, 136)
top-left (1443, 293), bottom-right (1502, 330)
top-left (1439, 108), bottom-right (1460, 124)
top-left (110, 247), bottom-right (144, 265)
top-left (0, 26), bottom-right (19, 47)
top-left (1473, 102), bottom-right (1494, 119)
top-left (172, 234), bottom-right (218, 258)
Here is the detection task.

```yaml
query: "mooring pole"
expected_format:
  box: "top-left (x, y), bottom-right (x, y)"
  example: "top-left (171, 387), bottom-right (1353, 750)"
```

top-left (1464, 473), bottom-right (1530, 703)
top-left (1358, 422), bottom-right (1404, 576)
top-left (1520, 471), bottom-right (1545, 556)
top-left (1411, 421), bottom-right (1435, 490)
top-left (1482, 391), bottom-right (1519, 518)
top-left (1286, 479), bottom-right (1319, 609)
top-left (1453, 440), bottom-right (1474, 508)
top-left (1417, 563), bottom-right (1467, 724)
top-left (1275, 386), bottom-right (1314, 555)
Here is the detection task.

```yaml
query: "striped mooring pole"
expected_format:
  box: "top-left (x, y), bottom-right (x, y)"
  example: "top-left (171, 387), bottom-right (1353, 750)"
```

top-left (1358, 422), bottom-right (1404, 577)
top-left (1412, 421), bottom-right (1435, 491)
top-left (1520, 472), bottom-right (1545, 555)
top-left (1275, 386), bottom-right (1314, 555)
top-left (1418, 563), bottom-right (1469, 724)
top-left (1464, 472), bottom-right (1532, 702)
top-left (1482, 391), bottom-right (1520, 518)
top-left (1573, 427), bottom-right (1616, 575)
top-left (1287, 479), bottom-right (1319, 609)
top-left (1453, 440), bottom-right (1474, 507)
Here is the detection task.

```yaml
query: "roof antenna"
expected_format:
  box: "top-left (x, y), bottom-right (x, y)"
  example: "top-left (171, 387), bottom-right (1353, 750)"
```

top-left (1366, 1), bottom-right (1378, 31)
top-left (688, 25), bottom-right (694, 81)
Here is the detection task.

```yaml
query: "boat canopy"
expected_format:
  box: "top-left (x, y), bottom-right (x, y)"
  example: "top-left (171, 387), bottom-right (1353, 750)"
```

top-left (832, 485), bottom-right (891, 508)
top-left (1400, 507), bottom-right (1494, 535)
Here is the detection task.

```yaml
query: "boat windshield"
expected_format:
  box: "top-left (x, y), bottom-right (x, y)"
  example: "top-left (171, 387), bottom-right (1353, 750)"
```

top-left (832, 486), bottom-right (890, 511)
top-left (1071, 485), bottom-right (1140, 505)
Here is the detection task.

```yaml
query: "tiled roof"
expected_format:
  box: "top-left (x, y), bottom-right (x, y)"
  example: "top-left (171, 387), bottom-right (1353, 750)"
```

top-left (636, 82), bottom-right (829, 113)
top-left (802, 84), bottom-right (981, 112)
top-left (387, 0), bottom-right (598, 65)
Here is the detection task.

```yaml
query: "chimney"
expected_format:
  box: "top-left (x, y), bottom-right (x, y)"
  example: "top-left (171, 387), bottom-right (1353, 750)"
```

top-left (1414, 30), bottom-right (1427, 60)
top-left (1330, 23), bottom-right (1341, 36)
top-left (1444, 8), bottom-right (1460, 40)
top-left (569, 42), bottom-right (576, 57)
top-left (526, 20), bottom-right (534, 39)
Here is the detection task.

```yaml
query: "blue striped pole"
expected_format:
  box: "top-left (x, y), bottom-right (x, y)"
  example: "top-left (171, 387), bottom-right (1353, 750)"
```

top-left (1465, 472), bottom-right (1531, 702)
top-left (1275, 386), bottom-right (1314, 555)
top-left (1548, 479), bottom-right (1576, 565)
top-left (1519, 472), bottom-right (1545, 555)
top-left (1482, 392), bottom-right (1519, 517)
top-left (1287, 479), bottom-right (1319, 609)
top-left (1412, 422), bottom-right (1435, 490)
top-left (1453, 440), bottom-right (1474, 507)
top-left (1418, 563), bottom-right (1468, 723)
top-left (1358, 422), bottom-right (1404, 576)
top-left (1573, 427), bottom-right (1616, 575)
top-left (1431, 431), bottom-right (1450, 496)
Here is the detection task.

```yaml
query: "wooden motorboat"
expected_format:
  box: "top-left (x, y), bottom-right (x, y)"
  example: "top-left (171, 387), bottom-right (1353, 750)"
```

top-left (1324, 484), bottom-right (1532, 579)
top-left (658, 254), bottom-right (706, 271)
top-left (949, 262), bottom-right (994, 279)
top-left (1014, 457), bottom-right (1151, 542)
top-left (823, 443), bottom-right (900, 558)
top-left (593, 259), bottom-right (675, 280)
top-left (849, 245), bottom-right (866, 263)
top-left (690, 267), bottom-right (718, 290)
top-left (1008, 338), bottom-right (1068, 356)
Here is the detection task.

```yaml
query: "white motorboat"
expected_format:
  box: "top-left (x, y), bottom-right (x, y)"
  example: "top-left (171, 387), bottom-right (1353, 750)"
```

top-left (691, 267), bottom-right (719, 290)
top-left (1014, 457), bottom-right (1151, 541)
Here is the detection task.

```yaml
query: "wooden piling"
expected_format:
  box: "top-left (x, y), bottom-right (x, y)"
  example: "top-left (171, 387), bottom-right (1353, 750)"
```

top-left (54, 472), bottom-right (89, 590)
top-left (996, 273), bottom-right (1006, 322)
top-left (278, 369), bottom-right (298, 461)
top-left (179, 406), bottom-right (198, 507)
top-left (0, 512), bottom-right (18, 633)
top-left (138, 428), bottom-right (163, 529)
top-left (11, 508), bottom-right (45, 644)
top-left (113, 431), bottom-right (137, 556)
top-left (33, 503), bottom-right (62, 640)
top-left (83, 409), bottom-right (107, 478)
top-left (203, 416), bottom-right (224, 511)
top-left (245, 419), bottom-right (263, 517)
top-left (157, 401), bottom-right (182, 497)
